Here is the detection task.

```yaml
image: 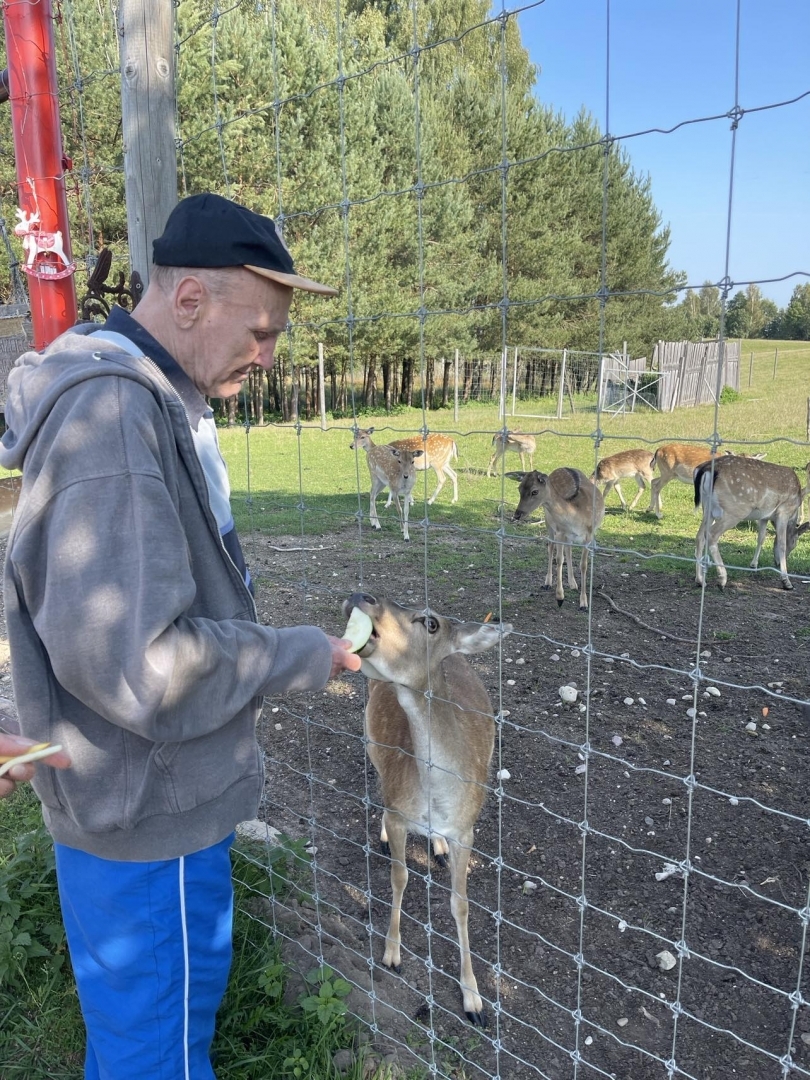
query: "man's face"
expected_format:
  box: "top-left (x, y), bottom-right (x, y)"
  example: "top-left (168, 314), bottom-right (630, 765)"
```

top-left (181, 269), bottom-right (292, 398)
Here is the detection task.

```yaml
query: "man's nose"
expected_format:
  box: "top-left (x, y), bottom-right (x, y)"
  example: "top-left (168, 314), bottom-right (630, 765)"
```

top-left (255, 343), bottom-right (277, 371)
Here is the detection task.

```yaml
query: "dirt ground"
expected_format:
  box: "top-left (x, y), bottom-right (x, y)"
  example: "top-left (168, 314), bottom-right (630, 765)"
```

top-left (243, 521), bottom-right (810, 1080)
top-left (3, 515), bottom-right (809, 1080)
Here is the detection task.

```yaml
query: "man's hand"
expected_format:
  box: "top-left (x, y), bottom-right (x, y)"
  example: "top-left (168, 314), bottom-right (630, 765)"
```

top-left (326, 636), bottom-right (362, 680)
top-left (0, 734), bottom-right (72, 798)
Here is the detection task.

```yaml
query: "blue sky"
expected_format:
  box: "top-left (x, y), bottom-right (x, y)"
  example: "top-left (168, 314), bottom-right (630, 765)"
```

top-left (515, 0), bottom-right (809, 308)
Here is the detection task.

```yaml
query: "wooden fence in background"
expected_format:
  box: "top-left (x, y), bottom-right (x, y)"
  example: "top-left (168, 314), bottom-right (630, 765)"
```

top-left (652, 340), bottom-right (740, 411)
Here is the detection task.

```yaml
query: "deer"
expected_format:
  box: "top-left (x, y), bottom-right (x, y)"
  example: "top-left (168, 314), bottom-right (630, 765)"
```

top-left (511, 467), bottom-right (605, 609)
top-left (694, 456), bottom-right (810, 589)
top-left (591, 448), bottom-right (656, 511)
top-left (648, 443), bottom-right (766, 519)
top-left (343, 592), bottom-right (511, 1026)
top-left (487, 431), bottom-right (536, 476)
top-left (383, 431), bottom-right (459, 505)
top-left (349, 428), bottom-right (424, 541)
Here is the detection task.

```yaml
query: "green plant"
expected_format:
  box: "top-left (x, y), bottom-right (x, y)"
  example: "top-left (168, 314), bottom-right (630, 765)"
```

top-left (299, 964), bottom-right (352, 1028)
top-left (0, 822), bottom-right (66, 990)
top-left (719, 385), bottom-right (744, 404)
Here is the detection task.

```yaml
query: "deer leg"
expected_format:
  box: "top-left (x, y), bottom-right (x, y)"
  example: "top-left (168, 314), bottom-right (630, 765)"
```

top-left (774, 519), bottom-right (793, 589)
top-left (565, 541), bottom-right (578, 589)
top-left (628, 475), bottom-right (646, 511)
top-left (486, 450), bottom-right (500, 478)
top-left (369, 476), bottom-right (385, 530)
top-left (447, 835), bottom-right (486, 1026)
top-left (431, 834), bottom-right (449, 868)
top-left (427, 466), bottom-right (445, 505)
top-left (695, 511), bottom-right (709, 586)
top-left (751, 519), bottom-right (768, 569)
top-left (397, 491), bottom-right (411, 542)
top-left (578, 544), bottom-right (590, 610)
top-left (707, 521), bottom-right (728, 589)
top-left (444, 463), bottom-right (459, 504)
top-left (379, 820), bottom-right (390, 857)
top-left (543, 540), bottom-right (554, 590)
top-left (555, 543), bottom-right (566, 606)
top-left (649, 476), bottom-right (665, 518)
top-left (381, 811), bottom-right (408, 973)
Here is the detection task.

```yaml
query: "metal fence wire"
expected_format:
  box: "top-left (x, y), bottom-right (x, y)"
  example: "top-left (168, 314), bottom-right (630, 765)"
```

top-left (20, 0), bottom-right (810, 1077)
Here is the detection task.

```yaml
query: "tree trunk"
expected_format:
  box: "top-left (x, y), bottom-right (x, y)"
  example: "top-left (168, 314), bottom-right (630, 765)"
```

top-left (441, 357), bottom-right (451, 407)
top-left (382, 360), bottom-right (392, 413)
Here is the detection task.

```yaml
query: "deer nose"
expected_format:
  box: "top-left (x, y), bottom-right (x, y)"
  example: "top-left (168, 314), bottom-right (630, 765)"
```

top-left (346, 592), bottom-right (377, 610)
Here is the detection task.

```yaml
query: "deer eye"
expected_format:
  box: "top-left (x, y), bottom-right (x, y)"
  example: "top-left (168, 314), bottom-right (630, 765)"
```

top-left (423, 616), bottom-right (439, 633)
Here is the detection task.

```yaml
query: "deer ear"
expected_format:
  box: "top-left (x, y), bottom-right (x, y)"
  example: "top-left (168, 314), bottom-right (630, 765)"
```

top-left (367, 426), bottom-right (375, 435)
top-left (453, 621), bottom-right (513, 655)
top-left (504, 471), bottom-right (525, 482)
top-left (797, 522), bottom-right (810, 538)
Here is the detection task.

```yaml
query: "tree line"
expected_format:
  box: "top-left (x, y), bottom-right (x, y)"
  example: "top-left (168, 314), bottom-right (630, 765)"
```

top-left (1, 0), bottom-right (806, 420)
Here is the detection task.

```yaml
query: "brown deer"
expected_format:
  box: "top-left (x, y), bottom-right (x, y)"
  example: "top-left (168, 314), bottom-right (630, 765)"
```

top-left (511, 467), bottom-right (605, 609)
top-left (349, 428), bottom-right (423, 541)
top-left (648, 443), bottom-right (765, 518)
top-left (694, 456), bottom-right (809, 589)
top-left (343, 592), bottom-right (511, 1026)
top-left (386, 431), bottom-right (459, 505)
top-left (591, 448), bottom-right (655, 511)
top-left (487, 431), bottom-right (536, 476)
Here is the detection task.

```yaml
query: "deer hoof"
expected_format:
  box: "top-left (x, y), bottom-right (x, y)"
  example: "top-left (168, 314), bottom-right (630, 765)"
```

top-left (465, 1008), bottom-right (488, 1028)
top-left (384, 961), bottom-right (402, 975)
top-left (556, 597), bottom-right (564, 608)
top-left (782, 580), bottom-right (794, 591)
top-left (433, 852), bottom-right (448, 869)
top-left (380, 840), bottom-right (390, 857)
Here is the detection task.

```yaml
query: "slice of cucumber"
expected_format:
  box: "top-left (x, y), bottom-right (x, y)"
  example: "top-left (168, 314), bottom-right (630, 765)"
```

top-left (343, 606), bottom-right (373, 653)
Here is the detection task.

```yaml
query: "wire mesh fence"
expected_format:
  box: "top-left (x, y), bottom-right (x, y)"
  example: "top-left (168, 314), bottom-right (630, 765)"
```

top-left (3, 0), bottom-right (810, 1078)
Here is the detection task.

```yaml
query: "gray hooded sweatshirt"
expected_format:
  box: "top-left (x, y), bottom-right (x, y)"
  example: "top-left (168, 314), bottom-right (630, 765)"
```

top-left (0, 330), bottom-right (332, 861)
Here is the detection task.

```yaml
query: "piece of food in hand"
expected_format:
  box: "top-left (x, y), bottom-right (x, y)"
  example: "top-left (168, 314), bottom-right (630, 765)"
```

top-left (343, 607), bottom-right (373, 653)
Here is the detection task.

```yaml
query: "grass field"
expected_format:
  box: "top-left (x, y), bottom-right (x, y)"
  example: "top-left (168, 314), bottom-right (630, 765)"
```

top-left (221, 338), bottom-right (810, 579)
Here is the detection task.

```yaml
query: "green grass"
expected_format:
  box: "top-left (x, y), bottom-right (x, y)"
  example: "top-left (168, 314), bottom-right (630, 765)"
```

top-left (221, 339), bottom-right (810, 578)
top-left (0, 794), bottom-right (373, 1079)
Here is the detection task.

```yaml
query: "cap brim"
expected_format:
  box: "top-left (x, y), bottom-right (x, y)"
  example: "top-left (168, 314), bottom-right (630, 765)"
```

top-left (245, 264), bottom-right (339, 297)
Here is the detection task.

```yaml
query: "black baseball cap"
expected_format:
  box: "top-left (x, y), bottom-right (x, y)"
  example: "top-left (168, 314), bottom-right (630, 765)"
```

top-left (152, 193), bottom-right (338, 297)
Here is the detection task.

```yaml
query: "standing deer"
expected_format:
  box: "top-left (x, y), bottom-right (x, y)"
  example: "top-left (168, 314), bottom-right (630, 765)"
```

top-left (694, 456), bottom-right (809, 589)
top-left (648, 443), bottom-right (765, 518)
top-left (343, 592), bottom-right (511, 1025)
top-left (487, 431), bottom-right (536, 476)
top-left (349, 429), bottom-right (423, 541)
top-left (385, 431), bottom-right (459, 505)
top-left (591, 448), bottom-right (655, 511)
top-left (511, 467), bottom-right (605, 609)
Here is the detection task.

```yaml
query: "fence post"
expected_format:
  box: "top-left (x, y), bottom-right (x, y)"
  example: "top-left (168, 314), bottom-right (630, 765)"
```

top-left (557, 349), bottom-right (567, 420)
top-left (498, 347), bottom-right (507, 422)
top-left (317, 342), bottom-right (327, 430)
top-left (773, 348), bottom-right (778, 379)
top-left (511, 346), bottom-right (518, 416)
top-left (454, 348), bottom-right (459, 423)
top-left (118, 0), bottom-right (177, 291)
top-left (749, 351), bottom-right (753, 388)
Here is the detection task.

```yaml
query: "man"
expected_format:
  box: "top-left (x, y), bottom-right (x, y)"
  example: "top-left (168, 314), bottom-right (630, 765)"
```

top-left (0, 193), bottom-right (360, 1079)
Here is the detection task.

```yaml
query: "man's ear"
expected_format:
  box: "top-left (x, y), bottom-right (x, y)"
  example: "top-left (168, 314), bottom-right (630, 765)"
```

top-left (174, 275), bottom-right (206, 329)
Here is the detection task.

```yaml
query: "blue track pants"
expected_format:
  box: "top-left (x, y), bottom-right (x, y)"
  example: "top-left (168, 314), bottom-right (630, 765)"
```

top-left (54, 834), bottom-right (234, 1080)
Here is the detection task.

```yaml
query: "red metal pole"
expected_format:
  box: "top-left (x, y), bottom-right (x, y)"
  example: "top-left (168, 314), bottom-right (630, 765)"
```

top-left (3, 0), bottom-right (77, 348)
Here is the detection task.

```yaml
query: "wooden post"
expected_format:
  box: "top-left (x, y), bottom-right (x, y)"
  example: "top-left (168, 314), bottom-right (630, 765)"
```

top-left (749, 351), bottom-right (753, 388)
top-left (453, 348), bottom-right (459, 422)
top-left (557, 349), bottom-right (567, 419)
top-left (498, 347), bottom-right (507, 422)
top-left (317, 342), bottom-right (327, 430)
top-left (118, 0), bottom-right (177, 291)
top-left (511, 346), bottom-right (518, 416)
top-left (773, 348), bottom-right (778, 380)
top-left (806, 397), bottom-right (810, 443)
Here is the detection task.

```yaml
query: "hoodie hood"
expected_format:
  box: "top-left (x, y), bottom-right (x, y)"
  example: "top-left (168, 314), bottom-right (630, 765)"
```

top-left (0, 328), bottom-right (160, 473)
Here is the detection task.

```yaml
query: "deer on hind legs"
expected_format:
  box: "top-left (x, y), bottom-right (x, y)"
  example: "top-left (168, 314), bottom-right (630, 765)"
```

top-left (343, 593), bottom-right (511, 1025)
